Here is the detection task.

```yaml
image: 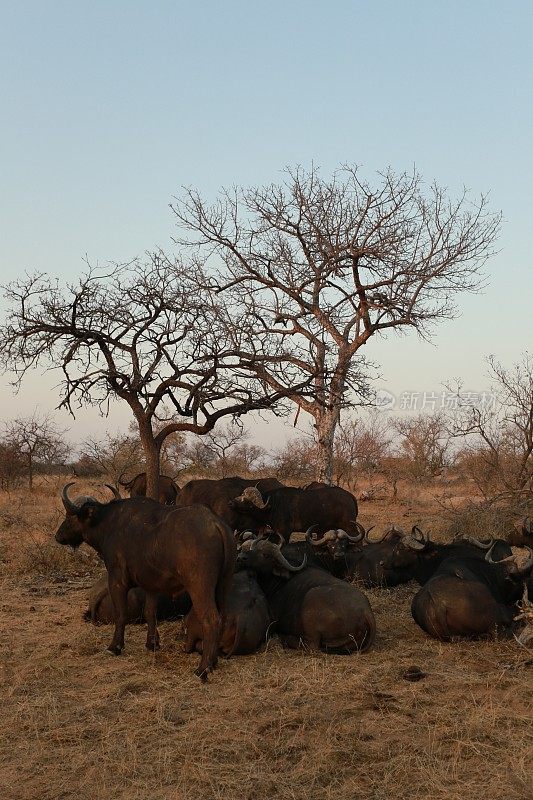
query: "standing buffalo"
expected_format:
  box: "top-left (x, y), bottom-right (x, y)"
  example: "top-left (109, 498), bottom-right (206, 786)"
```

top-left (84, 573), bottom-right (191, 625)
top-left (176, 476), bottom-right (284, 530)
top-left (237, 537), bottom-right (375, 653)
top-left (411, 543), bottom-right (533, 640)
top-left (185, 570), bottom-right (270, 656)
top-left (230, 485), bottom-right (359, 541)
top-left (120, 472), bottom-right (180, 505)
top-left (55, 484), bottom-right (236, 679)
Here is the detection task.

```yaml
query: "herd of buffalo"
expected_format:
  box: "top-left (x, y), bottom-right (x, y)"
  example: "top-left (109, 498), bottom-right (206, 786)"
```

top-left (54, 473), bottom-right (533, 679)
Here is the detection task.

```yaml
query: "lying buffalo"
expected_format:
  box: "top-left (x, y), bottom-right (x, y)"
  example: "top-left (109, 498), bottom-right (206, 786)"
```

top-left (176, 476), bottom-right (284, 530)
top-left (120, 473), bottom-right (180, 505)
top-left (411, 543), bottom-right (533, 640)
top-left (268, 525), bottom-right (365, 580)
top-left (230, 485), bottom-right (359, 541)
top-left (85, 573), bottom-right (191, 625)
top-left (237, 537), bottom-right (375, 653)
top-left (185, 570), bottom-right (270, 656)
top-left (367, 526), bottom-right (514, 586)
top-left (55, 483), bottom-right (236, 679)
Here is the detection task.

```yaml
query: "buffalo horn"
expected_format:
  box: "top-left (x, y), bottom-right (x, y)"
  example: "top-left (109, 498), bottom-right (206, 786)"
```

top-left (411, 526), bottom-right (427, 543)
top-left (307, 528), bottom-right (337, 547)
top-left (402, 533), bottom-right (426, 551)
top-left (105, 484), bottom-right (121, 500)
top-left (343, 522), bottom-right (365, 544)
top-left (485, 544), bottom-right (533, 576)
top-left (272, 546), bottom-right (307, 572)
top-left (62, 482), bottom-right (80, 513)
top-left (462, 536), bottom-right (494, 550)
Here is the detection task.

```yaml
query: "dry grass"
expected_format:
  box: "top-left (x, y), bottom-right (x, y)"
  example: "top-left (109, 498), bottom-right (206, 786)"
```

top-left (1, 477), bottom-right (532, 800)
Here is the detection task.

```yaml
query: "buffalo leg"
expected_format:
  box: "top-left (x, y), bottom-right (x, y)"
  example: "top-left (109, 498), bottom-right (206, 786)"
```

top-left (106, 578), bottom-right (129, 655)
top-left (186, 588), bottom-right (221, 681)
top-left (144, 592), bottom-right (160, 652)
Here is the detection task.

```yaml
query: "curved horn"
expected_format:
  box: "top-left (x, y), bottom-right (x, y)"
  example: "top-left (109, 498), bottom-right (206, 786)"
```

top-left (402, 533), bottom-right (426, 551)
top-left (306, 527), bottom-right (336, 547)
top-left (485, 542), bottom-right (515, 566)
top-left (62, 482), bottom-right (79, 513)
top-left (343, 521), bottom-right (365, 544)
top-left (272, 546), bottom-right (307, 572)
top-left (462, 536), bottom-right (494, 550)
top-left (267, 531), bottom-right (284, 547)
top-left (105, 484), bottom-right (120, 501)
top-left (486, 543), bottom-right (533, 576)
top-left (364, 525), bottom-right (389, 544)
top-left (411, 526), bottom-right (426, 542)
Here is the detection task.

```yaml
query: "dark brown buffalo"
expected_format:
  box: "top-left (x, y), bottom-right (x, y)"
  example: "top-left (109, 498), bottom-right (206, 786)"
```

top-left (185, 570), bottom-right (270, 656)
top-left (302, 481), bottom-right (330, 490)
top-left (237, 538), bottom-right (375, 653)
top-left (84, 573), bottom-right (191, 625)
top-left (508, 517), bottom-right (533, 547)
top-left (371, 527), bottom-right (515, 587)
top-left (230, 485), bottom-right (359, 542)
top-left (176, 476), bottom-right (284, 530)
top-left (55, 483), bottom-right (236, 679)
top-left (120, 472), bottom-right (180, 505)
top-left (269, 525), bottom-right (365, 580)
top-left (411, 543), bottom-right (533, 640)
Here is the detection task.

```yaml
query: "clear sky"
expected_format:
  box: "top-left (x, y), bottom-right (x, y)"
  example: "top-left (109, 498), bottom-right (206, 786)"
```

top-left (0, 1), bottom-right (531, 447)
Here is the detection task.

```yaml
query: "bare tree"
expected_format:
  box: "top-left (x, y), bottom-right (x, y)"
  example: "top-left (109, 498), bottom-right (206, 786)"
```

top-left (0, 255), bottom-right (293, 498)
top-left (79, 431), bottom-right (144, 484)
top-left (2, 412), bottom-right (69, 490)
top-left (450, 354), bottom-right (533, 503)
top-left (334, 413), bottom-right (392, 488)
top-left (172, 165), bottom-right (500, 482)
top-left (394, 412), bottom-right (450, 481)
top-left (0, 442), bottom-right (26, 490)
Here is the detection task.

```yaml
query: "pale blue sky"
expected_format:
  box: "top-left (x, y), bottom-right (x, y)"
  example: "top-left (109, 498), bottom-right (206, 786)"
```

top-left (0, 1), bottom-right (531, 446)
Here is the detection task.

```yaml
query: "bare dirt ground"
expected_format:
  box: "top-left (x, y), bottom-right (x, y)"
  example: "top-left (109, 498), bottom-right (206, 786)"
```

top-left (1, 478), bottom-right (532, 800)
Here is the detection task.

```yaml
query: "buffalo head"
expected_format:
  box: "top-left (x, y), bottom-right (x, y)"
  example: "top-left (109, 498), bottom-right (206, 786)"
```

top-left (237, 537), bottom-right (307, 578)
top-left (306, 523), bottom-right (364, 561)
top-left (55, 482), bottom-right (120, 548)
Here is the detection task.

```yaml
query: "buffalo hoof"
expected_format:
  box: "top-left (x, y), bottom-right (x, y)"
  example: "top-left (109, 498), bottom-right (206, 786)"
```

top-left (106, 644), bottom-right (123, 656)
top-left (145, 642), bottom-right (161, 653)
top-left (194, 666), bottom-right (209, 682)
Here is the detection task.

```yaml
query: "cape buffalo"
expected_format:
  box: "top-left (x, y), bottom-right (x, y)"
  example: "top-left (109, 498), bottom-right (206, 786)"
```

top-left (176, 476), bottom-right (284, 530)
top-left (120, 473), bottom-right (180, 505)
top-left (85, 573), bottom-right (192, 625)
top-left (274, 525), bottom-right (365, 580)
top-left (55, 483), bottom-right (236, 679)
top-left (230, 485), bottom-right (359, 541)
top-left (237, 538), bottom-right (375, 653)
top-left (411, 543), bottom-right (533, 640)
top-left (185, 570), bottom-right (270, 656)
top-left (371, 527), bottom-right (515, 586)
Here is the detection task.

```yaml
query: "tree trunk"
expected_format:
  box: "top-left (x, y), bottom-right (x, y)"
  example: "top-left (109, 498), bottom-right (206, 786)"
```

top-left (315, 409), bottom-right (340, 485)
top-left (137, 421), bottom-right (161, 501)
top-left (28, 454), bottom-right (33, 491)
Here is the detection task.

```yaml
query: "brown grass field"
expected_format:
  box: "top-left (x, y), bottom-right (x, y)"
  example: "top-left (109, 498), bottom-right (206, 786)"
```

top-left (1, 477), bottom-right (532, 800)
